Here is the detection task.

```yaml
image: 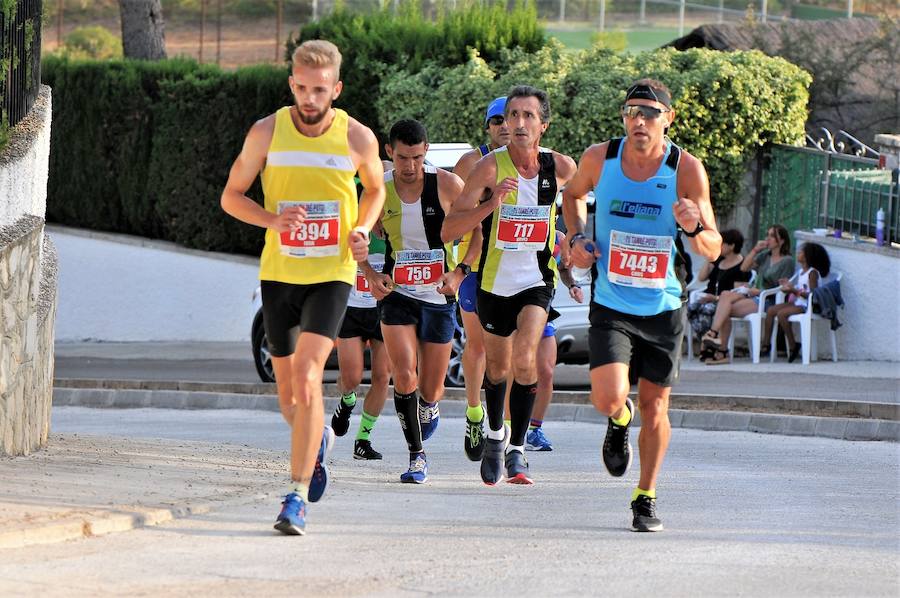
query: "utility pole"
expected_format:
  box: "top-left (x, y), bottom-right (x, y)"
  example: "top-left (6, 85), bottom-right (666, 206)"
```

top-left (199, 0), bottom-right (206, 63)
top-left (216, 0), bottom-right (222, 65)
top-left (276, 0), bottom-right (283, 62)
top-left (598, 0), bottom-right (606, 33)
top-left (57, 0), bottom-right (63, 48)
top-left (678, 0), bottom-right (685, 37)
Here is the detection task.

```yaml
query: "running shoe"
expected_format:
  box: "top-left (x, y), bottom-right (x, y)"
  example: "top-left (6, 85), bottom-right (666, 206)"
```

top-left (400, 453), bottom-right (428, 484)
top-left (353, 439), bottom-right (383, 460)
top-left (419, 400), bottom-right (440, 441)
top-left (525, 427), bottom-right (553, 452)
top-left (602, 397), bottom-right (633, 478)
top-left (273, 492), bottom-right (307, 536)
top-left (631, 494), bottom-right (664, 532)
top-left (308, 425), bottom-right (336, 503)
top-left (331, 397), bottom-right (355, 437)
top-left (504, 450), bottom-right (533, 485)
top-left (464, 413), bottom-right (485, 461)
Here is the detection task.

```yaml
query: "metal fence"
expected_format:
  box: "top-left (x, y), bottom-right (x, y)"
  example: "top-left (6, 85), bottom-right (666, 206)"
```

top-left (1, 0), bottom-right (42, 131)
top-left (759, 143), bottom-right (900, 246)
top-left (817, 169), bottom-right (899, 244)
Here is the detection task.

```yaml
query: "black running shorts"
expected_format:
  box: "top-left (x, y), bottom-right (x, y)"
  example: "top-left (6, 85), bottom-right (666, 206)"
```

top-left (476, 284), bottom-right (553, 338)
top-left (588, 302), bottom-right (685, 387)
top-left (379, 291), bottom-right (457, 344)
top-left (260, 280), bottom-right (351, 357)
top-left (338, 306), bottom-right (383, 342)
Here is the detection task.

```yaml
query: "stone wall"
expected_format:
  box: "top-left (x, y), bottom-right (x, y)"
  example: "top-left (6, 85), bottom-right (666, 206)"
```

top-left (0, 86), bottom-right (56, 456)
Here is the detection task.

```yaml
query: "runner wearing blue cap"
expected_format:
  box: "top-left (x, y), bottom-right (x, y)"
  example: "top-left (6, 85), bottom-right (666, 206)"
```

top-left (451, 97), bottom-right (511, 462)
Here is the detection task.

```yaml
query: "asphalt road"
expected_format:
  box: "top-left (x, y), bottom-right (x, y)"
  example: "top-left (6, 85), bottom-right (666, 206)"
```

top-left (2, 407), bottom-right (896, 596)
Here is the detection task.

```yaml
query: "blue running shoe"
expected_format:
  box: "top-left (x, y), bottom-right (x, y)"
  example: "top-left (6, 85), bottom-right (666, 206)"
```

top-left (308, 425), bottom-right (336, 503)
top-left (400, 453), bottom-right (428, 484)
top-left (419, 400), bottom-right (440, 441)
top-left (273, 492), bottom-right (306, 536)
top-left (525, 427), bottom-right (553, 452)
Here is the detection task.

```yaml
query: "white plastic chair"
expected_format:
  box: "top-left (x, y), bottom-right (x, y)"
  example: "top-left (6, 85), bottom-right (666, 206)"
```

top-left (724, 272), bottom-right (771, 364)
top-left (685, 271), bottom-right (757, 362)
top-left (768, 270), bottom-right (843, 365)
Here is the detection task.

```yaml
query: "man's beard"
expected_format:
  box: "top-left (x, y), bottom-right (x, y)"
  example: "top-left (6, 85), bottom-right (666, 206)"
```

top-left (296, 102), bottom-right (330, 125)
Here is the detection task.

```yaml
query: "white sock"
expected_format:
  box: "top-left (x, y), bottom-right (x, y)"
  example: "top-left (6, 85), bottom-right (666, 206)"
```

top-left (506, 444), bottom-right (524, 455)
top-left (487, 427), bottom-right (505, 441)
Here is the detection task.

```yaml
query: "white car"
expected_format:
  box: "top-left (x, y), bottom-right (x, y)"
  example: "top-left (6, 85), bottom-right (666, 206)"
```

top-left (250, 143), bottom-right (592, 384)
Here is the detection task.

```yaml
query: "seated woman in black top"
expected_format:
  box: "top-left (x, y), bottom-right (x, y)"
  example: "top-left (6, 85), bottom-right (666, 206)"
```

top-left (687, 229), bottom-right (751, 359)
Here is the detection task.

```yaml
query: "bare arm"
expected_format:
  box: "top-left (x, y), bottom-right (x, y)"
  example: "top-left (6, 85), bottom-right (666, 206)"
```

top-left (441, 155), bottom-right (504, 243)
top-left (437, 168), bottom-right (478, 296)
top-left (348, 119), bottom-right (386, 261)
top-left (562, 144), bottom-right (605, 268)
top-left (674, 152), bottom-right (721, 261)
top-left (221, 116), bottom-right (305, 232)
top-left (451, 148), bottom-right (482, 184)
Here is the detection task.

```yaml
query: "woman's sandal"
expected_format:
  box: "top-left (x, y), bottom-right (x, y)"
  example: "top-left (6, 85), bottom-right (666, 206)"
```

top-left (705, 349), bottom-right (730, 365)
top-left (702, 330), bottom-right (722, 351)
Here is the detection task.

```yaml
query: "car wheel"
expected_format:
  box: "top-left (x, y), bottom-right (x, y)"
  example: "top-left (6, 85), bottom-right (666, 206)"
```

top-left (445, 319), bottom-right (466, 388)
top-left (252, 310), bottom-right (276, 383)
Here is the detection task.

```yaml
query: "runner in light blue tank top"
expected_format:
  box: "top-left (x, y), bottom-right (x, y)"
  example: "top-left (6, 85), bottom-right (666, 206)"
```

top-left (592, 139), bottom-right (684, 316)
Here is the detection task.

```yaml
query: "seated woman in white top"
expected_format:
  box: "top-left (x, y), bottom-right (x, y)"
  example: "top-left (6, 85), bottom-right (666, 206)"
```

top-left (762, 241), bottom-right (831, 363)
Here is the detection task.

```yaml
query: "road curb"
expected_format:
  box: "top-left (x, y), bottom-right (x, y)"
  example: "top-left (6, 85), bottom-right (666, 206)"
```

top-left (52, 383), bottom-right (900, 443)
top-left (0, 494), bottom-right (266, 550)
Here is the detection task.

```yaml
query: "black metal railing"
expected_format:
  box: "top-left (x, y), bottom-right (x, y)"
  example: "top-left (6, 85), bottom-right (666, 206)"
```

top-left (1, 0), bottom-right (42, 130)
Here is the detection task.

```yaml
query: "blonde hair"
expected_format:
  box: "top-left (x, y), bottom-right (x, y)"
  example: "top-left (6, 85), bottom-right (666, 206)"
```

top-left (291, 40), bottom-right (342, 79)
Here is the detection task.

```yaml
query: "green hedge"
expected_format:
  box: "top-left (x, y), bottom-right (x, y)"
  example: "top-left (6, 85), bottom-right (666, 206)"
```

top-left (43, 56), bottom-right (291, 254)
top-left (42, 46), bottom-right (809, 255)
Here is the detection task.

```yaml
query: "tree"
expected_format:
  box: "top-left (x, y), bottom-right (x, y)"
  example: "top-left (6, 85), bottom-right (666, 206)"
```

top-left (119, 0), bottom-right (167, 60)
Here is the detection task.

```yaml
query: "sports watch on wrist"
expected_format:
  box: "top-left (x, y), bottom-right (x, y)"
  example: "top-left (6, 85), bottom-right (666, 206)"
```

top-left (456, 263), bottom-right (472, 276)
top-left (682, 221), bottom-right (704, 238)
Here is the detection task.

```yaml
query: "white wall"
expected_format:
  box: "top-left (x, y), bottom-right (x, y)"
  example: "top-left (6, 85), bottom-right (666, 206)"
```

top-left (795, 232), bottom-right (900, 362)
top-left (0, 88), bottom-right (50, 227)
top-left (51, 227), bottom-right (260, 342)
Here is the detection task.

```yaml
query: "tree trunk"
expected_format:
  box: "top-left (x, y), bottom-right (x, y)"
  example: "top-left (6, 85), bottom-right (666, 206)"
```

top-left (119, 0), bottom-right (167, 60)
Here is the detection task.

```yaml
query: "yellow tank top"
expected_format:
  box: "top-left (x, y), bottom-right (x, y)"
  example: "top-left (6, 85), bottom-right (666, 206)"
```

top-left (259, 107), bottom-right (358, 285)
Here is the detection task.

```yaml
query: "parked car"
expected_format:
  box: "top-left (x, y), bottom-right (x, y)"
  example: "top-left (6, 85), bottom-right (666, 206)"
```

top-left (250, 143), bottom-right (595, 385)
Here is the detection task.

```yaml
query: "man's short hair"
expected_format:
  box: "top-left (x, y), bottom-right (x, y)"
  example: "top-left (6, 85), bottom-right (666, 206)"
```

top-left (389, 119), bottom-right (428, 148)
top-left (506, 85), bottom-right (551, 123)
top-left (291, 40), bottom-right (342, 79)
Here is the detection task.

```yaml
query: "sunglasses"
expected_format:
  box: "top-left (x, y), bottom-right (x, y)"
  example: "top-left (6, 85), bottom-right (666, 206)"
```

top-left (487, 115), bottom-right (505, 126)
top-left (622, 105), bottom-right (670, 120)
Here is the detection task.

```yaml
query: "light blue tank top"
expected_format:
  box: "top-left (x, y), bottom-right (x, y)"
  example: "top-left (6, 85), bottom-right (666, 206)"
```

top-left (591, 138), bottom-right (684, 316)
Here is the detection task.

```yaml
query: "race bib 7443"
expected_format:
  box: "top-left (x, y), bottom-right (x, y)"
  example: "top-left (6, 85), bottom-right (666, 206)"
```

top-left (607, 230), bottom-right (672, 289)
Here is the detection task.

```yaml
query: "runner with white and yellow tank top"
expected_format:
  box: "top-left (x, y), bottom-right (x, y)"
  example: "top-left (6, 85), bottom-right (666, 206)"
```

top-left (443, 86), bottom-right (576, 486)
top-left (221, 40), bottom-right (385, 536)
top-left (330, 233), bottom-right (391, 461)
top-left (362, 119), bottom-right (478, 484)
top-left (451, 96), bottom-right (510, 462)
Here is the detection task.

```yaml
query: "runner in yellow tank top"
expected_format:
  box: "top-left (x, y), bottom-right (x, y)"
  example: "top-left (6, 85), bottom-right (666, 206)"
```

top-left (221, 40), bottom-right (385, 536)
top-left (451, 97), bottom-right (510, 462)
top-left (443, 86), bottom-right (576, 486)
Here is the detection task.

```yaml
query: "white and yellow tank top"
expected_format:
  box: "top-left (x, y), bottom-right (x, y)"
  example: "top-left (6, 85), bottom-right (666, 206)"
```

top-left (477, 146), bottom-right (558, 297)
top-left (259, 107), bottom-right (358, 285)
top-left (381, 167), bottom-right (455, 305)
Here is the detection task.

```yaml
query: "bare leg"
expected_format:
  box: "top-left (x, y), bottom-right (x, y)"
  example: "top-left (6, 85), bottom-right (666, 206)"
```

top-left (460, 309), bottom-right (486, 409)
top-left (636, 379), bottom-right (672, 492)
top-left (362, 340), bottom-right (390, 418)
top-left (531, 334), bottom-right (557, 422)
top-left (288, 332), bottom-right (333, 483)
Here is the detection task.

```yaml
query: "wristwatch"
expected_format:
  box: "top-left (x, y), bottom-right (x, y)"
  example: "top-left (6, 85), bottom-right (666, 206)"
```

top-left (682, 221), bottom-right (704, 238)
top-left (569, 232), bottom-right (586, 248)
top-left (456, 263), bottom-right (472, 276)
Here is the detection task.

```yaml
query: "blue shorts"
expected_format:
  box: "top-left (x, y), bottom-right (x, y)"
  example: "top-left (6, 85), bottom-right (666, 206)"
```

top-left (379, 291), bottom-right (458, 344)
top-left (458, 271), bottom-right (478, 313)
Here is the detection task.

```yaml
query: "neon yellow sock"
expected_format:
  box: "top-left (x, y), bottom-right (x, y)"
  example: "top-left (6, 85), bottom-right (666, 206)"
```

top-left (466, 404), bottom-right (484, 422)
top-left (503, 418), bottom-right (511, 428)
top-left (611, 403), bottom-right (632, 426)
top-left (631, 487), bottom-right (656, 501)
top-left (291, 482), bottom-right (310, 503)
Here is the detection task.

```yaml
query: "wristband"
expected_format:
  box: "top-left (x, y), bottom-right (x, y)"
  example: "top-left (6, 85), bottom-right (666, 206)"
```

top-left (682, 221), bottom-right (704, 238)
top-left (568, 232), bottom-right (586, 248)
top-left (352, 226), bottom-right (370, 241)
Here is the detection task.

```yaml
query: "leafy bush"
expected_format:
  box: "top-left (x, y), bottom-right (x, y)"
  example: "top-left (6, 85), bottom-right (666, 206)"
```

top-left (57, 25), bottom-right (122, 59)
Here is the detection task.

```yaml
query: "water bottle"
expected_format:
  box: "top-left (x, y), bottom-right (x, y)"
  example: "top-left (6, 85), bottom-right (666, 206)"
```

top-left (875, 208), bottom-right (885, 246)
top-left (571, 242), bottom-right (596, 284)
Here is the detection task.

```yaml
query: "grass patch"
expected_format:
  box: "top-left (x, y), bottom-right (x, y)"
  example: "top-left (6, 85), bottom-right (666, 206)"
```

top-left (546, 26), bottom-right (681, 53)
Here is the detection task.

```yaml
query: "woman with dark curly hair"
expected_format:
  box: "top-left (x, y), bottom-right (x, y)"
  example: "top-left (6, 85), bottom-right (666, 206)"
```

top-left (762, 241), bottom-right (831, 362)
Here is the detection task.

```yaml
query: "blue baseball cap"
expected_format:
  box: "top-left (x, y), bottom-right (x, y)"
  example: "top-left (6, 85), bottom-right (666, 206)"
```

top-left (484, 97), bottom-right (506, 126)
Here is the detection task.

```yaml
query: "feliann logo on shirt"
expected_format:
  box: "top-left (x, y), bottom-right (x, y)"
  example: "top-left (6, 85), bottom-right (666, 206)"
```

top-left (609, 200), bottom-right (661, 220)
top-left (656, 183), bottom-right (667, 189)
top-left (541, 179), bottom-right (551, 189)
top-left (425, 206), bottom-right (436, 215)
